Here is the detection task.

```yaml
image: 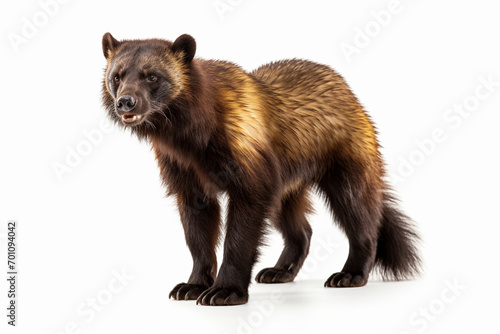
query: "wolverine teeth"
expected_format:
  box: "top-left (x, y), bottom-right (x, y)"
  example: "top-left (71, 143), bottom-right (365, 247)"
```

top-left (122, 114), bottom-right (141, 123)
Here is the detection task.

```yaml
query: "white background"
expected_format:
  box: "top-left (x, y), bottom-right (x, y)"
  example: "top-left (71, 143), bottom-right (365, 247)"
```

top-left (1, 0), bottom-right (499, 333)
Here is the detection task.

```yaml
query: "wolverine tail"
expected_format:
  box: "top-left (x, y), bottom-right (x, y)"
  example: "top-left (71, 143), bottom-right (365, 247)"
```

top-left (375, 193), bottom-right (422, 280)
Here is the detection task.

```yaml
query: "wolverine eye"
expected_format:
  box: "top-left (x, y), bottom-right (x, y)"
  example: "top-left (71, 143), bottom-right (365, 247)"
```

top-left (114, 75), bottom-right (120, 83)
top-left (147, 74), bottom-right (158, 82)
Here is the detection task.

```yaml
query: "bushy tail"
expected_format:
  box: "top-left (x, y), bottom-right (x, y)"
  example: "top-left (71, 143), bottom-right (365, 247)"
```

top-left (375, 194), bottom-right (422, 280)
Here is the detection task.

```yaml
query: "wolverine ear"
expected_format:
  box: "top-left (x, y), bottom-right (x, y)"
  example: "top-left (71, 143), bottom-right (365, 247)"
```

top-left (102, 32), bottom-right (120, 59)
top-left (172, 34), bottom-right (196, 63)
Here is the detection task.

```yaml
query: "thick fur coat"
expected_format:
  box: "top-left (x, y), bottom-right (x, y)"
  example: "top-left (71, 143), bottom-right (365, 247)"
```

top-left (101, 33), bottom-right (421, 306)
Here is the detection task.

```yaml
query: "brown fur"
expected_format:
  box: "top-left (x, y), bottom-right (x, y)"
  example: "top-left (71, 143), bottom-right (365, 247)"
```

top-left (101, 33), bottom-right (421, 306)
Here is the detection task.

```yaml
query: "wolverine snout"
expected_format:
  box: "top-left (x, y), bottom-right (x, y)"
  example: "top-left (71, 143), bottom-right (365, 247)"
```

top-left (116, 95), bottom-right (137, 113)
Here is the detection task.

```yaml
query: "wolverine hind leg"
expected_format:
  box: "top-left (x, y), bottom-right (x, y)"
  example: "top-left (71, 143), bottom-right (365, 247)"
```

top-left (256, 187), bottom-right (313, 284)
top-left (319, 161), bottom-right (383, 287)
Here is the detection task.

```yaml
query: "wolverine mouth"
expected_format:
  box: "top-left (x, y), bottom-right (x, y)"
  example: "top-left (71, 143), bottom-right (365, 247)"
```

top-left (121, 113), bottom-right (143, 125)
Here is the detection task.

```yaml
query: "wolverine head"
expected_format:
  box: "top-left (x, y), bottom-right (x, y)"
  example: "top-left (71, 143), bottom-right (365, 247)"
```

top-left (101, 33), bottom-right (196, 135)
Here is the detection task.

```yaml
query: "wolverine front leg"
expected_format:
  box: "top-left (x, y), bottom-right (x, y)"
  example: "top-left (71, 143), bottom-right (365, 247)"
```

top-left (197, 180), bottom-right (279, 306)
top-left (169, 190), bottom-right (220, 300)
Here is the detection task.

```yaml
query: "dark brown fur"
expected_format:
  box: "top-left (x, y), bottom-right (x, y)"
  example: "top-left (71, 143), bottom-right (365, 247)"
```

top-left (101, 33), bottom-right (421, 306)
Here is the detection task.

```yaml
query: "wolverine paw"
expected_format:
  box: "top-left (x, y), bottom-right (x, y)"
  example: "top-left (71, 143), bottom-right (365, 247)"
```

top-left (169, 283), bottom-right (209, 300)
top-left (196, 286), bottom-right (248, 306)
top-left (324, 272), bottom-right (368, 287)
top-left (255, 267), bottom-right (294, 283)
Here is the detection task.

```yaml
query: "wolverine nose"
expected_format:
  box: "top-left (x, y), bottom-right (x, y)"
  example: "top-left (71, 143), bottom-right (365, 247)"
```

top-left (116, 95), bottom-right (137, 112)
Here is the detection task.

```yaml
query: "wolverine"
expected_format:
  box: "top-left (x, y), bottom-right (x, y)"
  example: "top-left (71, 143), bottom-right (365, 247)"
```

top-left (101, 33), bottom-right (421, 306)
